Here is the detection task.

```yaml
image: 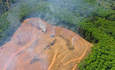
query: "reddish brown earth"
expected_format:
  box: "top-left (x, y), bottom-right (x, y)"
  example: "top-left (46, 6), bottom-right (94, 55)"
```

top-left (0, 18), bottom-right (92, 70)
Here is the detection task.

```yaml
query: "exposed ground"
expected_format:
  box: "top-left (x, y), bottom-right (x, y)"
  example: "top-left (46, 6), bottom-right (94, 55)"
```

top-left (0, 18), bottom-right (92, 70)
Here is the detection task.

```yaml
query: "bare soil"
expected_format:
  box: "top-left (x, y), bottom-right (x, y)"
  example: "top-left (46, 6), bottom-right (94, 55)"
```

top-left (0, 18), bottom-right (92, 70)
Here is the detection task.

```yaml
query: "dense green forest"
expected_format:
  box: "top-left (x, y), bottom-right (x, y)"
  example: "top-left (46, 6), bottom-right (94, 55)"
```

top-left (78, 0), bottom-right (115, 70)
top-left (0, 0), bottom-right (15, 45)
top-left (0, 0), bottom-right (115, 70)
top-left (0, 0), bottom-right (15, 15)
top-left (78, 15), bottom-right (115, 70)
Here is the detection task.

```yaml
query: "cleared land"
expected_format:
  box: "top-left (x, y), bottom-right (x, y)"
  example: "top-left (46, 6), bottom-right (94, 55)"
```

top-left (0, 18), bottom-right (92, 70)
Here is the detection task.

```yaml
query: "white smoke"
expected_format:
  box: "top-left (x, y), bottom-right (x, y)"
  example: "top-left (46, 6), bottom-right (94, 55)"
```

top-left (38, 20), bottom-right (47, 32)
top-left (7, 0), bottom-right (95, 28)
